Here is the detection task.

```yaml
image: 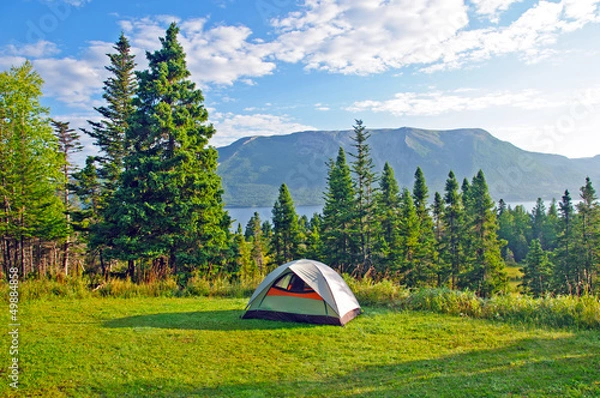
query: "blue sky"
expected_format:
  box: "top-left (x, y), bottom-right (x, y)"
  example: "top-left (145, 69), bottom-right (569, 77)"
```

top-left (2, 0), bottom-right (600, 160)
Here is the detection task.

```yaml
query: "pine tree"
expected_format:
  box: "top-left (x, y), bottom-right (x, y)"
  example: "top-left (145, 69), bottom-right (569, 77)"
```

top-left (322, 147), bottom-right (356, 272)
top-left (574, 177), bottom-right (599, 294)
top-left (52, 120), bottom-right (82, 275)
top-left (305, 213), bottom-right (323, 261)
top-left (244, 212), bottom-right (267, 275)
top-left (530, 198), bottom-right (547, 245)
top-left (375, 162), bottom-right (402, 276)
top-left (272, 183), bottom-right (300, 264)
top-left (521, 239), bottom-right (552, 297)
top-left (80, 32), bottom-right (137, 275)
top-left (349, 119), bottom-right (377, 276)
top-left (432, 191), bottom-right (447, 286)
top-left (441, 171), bottom-right (464, 289)
top-left (543, 199), bottom-right (560, 251)
top-left (460, 170), bottom-right (506, 297)
top-left (0, 62), bottom-right (66, 276)
top-left (399, 187), bottom-right (420, 286)
top-left (83, 32), bottom-right (136, 192)
top-left (553, 190), bottom-right (576, 294)
top-left (412, 167), bottom-right (437, 286)
top-left (104, 23), bottom-right (230, 278)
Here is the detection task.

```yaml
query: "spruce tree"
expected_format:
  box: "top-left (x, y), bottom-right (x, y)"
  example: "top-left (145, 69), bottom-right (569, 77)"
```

top-left (399, 187), bottom-right (420, 286)
top-left (554, 190), bottom-right (576, 294)
top-left (460, 170), bottom-right (507, 297)
top-left (104, 23), bottom-right (230, 277)
top-left (432, 191), bottom-right (446, 286)
top-left (322, 147), bottom-right (356, 272)
top-left (349, 119), bottom-right (377, 275)
top-left (375, 162), bottom-right (402, 276)
top-left (441, 171), bottom-right (464, 289)
top-left (521, 239), bottom-right (552, 297)
top-left (272, 183), bottom-right (300, 264)
top-left (574, 177), bottom-right (599, 294)
top-left (52, 120), bottom-right (82, 275)
top-left (83, 32), bottom-right (136, 192)
top-left (412, 167), bottom-right (437, 286)
top-left (530, 198), bottom-right (547, 245)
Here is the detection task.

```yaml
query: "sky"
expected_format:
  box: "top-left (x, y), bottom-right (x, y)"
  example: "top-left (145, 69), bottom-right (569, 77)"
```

top-left (1, 0), bottom-right (600, 160)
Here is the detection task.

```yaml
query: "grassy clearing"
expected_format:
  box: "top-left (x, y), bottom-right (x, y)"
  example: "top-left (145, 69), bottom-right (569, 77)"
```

top-left (1, 297), bottom-right (599, 397)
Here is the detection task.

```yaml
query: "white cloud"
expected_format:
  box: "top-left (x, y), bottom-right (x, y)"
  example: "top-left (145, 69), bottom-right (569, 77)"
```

top-left (210, 113), bottom-right (315, 147)
top-left (346, 88), bottom-right (565, 116)
top-left (423, 0), bottom-right (600, 72)
top-left (4, 40), bottom-right (60, 58)
top-left (470, 0), bottom-right (524, 23)
top-left (121, 16), bottom-right (276, 86)
top-left (269, 0), bottom-right (600, 75)
top-left (271, 0), bottom-right (470, 75)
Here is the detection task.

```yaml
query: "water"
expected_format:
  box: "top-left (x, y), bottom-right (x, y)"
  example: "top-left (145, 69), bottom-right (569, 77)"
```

top-left (226, 200), bottom-right (551, 230)
top-left (227, 205), bottom-right (323, 229)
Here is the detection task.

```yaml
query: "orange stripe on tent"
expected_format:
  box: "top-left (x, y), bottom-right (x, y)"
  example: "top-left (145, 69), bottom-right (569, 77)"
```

top-left (266, 287), bottom-right (323, 301)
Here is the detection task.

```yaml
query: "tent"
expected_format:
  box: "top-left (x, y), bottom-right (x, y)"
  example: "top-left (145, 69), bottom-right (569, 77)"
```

top-left (242, 259), bottom-right (361, 326)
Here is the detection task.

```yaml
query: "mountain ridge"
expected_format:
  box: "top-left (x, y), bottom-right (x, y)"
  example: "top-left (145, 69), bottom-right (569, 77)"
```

top-left (216, 127), bottom-right (600, 207)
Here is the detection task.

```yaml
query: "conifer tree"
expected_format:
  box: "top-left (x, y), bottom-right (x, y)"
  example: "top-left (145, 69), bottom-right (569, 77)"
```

top-left (244, 212), bottom-right (266, 275)
top-left (305, 213), bottom-right (323, 261)
top-left (52, 120), bottom-right (82, 275)
top-left (104, 23), bottom-right (230, 277)
top-left (441, 171), bottom-right (464, 289)
top-left (272, 184), bottom-right (300, 264)
top-left (554, 190), bottom-right (576, 294)
top-left (83, 32), bottom-right (136, 192)
top-left (399, 187), bottom-right (420, 286)
top-left (412, 167), bottom-right (437, 286)
top-left (574, 177), bottom-right (599, 294)
top-left (432, 191), bottom-right (446, 286)
top-left (322, 148), bottom-right (356, 272)
top-left (543, 199), bottom-right (560, 251)
top-left (0, 62), bottom-right (66, 276)
top-left (349, 120), bottom-right (377, 275)
top-left (375, 162), bottom-right (402, 276)
top-left (521, 239), bottom-right (552, 297)
top-left (460, 170), bottom-right (506, 297)
top-left (530, 198), bottom-right (547, 244)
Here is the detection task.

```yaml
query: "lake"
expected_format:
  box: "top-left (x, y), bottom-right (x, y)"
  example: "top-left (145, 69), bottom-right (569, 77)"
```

top-left (226, 200), bottom-right (546, 229)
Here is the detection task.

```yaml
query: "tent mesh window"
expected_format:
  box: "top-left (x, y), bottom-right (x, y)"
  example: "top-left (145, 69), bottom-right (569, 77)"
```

top-left (273, 273), bottom-right (315, 293)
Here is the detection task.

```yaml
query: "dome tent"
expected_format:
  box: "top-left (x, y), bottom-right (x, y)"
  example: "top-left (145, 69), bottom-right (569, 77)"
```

top-left (242, 259), bottom-right (361, 326)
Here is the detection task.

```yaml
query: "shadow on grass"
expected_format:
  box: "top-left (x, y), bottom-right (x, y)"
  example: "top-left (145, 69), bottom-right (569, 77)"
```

top-left (103, 310), bottom-right (319, 331)
top-left (89, 334), bottom-right (600, 397)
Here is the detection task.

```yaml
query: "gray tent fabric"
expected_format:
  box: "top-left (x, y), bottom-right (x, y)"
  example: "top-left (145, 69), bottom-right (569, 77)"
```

top-left (242, 259), bottom-right (361, 326)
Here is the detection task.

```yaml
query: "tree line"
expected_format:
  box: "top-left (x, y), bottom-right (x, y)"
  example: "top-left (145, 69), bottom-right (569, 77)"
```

top-left (1, 24), bottom-right (598, 297)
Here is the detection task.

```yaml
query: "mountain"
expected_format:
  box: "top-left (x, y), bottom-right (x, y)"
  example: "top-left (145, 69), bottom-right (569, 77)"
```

top-left (216, 127), bottom-right (600, 207)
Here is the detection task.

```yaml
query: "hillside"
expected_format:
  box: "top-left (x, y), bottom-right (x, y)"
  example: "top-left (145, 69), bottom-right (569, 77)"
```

top-left (216, 127), bottom-right (600, 207)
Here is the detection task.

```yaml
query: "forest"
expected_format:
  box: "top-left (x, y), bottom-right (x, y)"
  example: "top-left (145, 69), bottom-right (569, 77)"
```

top-left (1, 23), bottom-right (598, 299)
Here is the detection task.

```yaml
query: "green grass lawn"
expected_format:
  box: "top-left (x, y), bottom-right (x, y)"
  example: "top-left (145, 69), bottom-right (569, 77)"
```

top-left (1, 297), bottom-right (599, 397)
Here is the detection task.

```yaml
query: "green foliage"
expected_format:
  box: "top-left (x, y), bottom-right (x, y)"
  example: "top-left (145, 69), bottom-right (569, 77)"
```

top-left (349, 120), bottom-right (378, 275)
top-left (0, 62), bottom-right (66, 275)
top-left (271, 183), bottom-right (301, 264)
top-left (102, 24), bottom-right (230, 276)
top-left (322, 148), bottom-right (356, 272)
top-left (521, 239), bottom-right (553, 297)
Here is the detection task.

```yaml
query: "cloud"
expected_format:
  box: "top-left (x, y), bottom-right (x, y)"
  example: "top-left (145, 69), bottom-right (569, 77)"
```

top-left (470, 0), bottom-right (524, 23)
top-left (269, 0), bottom-right (600, 75)
top-left (121, 16), bottom-right (276, 86)
top-left (346, 88), bottom-right (565, 116)
top-left (422, 0), bottom-right (600, 72)
top-left (270, 0), bottom-right (469, 75)
top-left (4, 40), bottom-right (60, 58)
top-left (210, 112), bottom-right (315, 147)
